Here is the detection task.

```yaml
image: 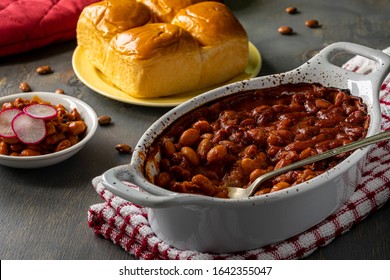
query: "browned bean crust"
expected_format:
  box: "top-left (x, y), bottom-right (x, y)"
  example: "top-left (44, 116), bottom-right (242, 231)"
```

top-left (148, 83), bottom-right (369, 198)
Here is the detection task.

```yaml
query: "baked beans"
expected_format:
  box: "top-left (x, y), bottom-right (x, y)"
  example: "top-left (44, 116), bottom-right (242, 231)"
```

top-left (147, 83), bottom-right (369, 198)
top-left (0, 96), bottom-right (87, 156)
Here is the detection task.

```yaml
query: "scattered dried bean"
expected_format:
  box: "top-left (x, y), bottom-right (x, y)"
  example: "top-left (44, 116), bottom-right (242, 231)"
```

top-left (115, 144), bottom-right (132, 154)
top-left (305, 19), bottom-right (320, 28)
top-left (55, 88), bottom-right (65, 94)
top-left (98, 115), bottom-right (112, 125)
top-left (278, 26), bottom-right (293, 35)
top-left (285, 7), bottom-right (298, 14)
top-left (36, 65), bottom-right (52, 74)
top-left (19, 82), bottom-right (31, 92)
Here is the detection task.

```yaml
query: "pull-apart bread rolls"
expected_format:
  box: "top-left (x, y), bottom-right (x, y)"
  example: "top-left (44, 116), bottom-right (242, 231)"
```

top-left (172, 2), bottom-right (249, 89)
top-left (77, 0), bottom-right (152, 71)
top-left (77, 0), bottom-right (249, 98)
top-left (106, 23), bottom-right (202, 98)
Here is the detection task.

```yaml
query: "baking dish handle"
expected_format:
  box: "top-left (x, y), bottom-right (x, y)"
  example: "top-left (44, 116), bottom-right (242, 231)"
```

top-left (101, 164), bottom-right (206, 208)
top-left (311, 42), bottom-right (390, 91)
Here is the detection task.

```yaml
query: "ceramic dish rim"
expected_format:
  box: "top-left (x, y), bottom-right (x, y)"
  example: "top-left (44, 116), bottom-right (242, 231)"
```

top-left (128, 78), bottom-right (379, 206)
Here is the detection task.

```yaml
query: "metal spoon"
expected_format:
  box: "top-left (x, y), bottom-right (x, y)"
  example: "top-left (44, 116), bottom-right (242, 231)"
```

top-left (227, 130), bottom-right (390, 199)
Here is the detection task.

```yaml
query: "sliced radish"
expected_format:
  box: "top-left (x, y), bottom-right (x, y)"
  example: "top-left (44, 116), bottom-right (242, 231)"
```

top-left (23, 103), bottom-right (57, 119)
top-left (0, 108), bottom-right (22, 138)
top-left (12, 112), bottom-right (47, 144)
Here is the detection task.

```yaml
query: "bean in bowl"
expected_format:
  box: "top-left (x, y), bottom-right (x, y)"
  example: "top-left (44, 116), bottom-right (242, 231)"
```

top-left (146, 83), bottom-right (369, 198)
top-left (0, 96), bottom-right (87, 156)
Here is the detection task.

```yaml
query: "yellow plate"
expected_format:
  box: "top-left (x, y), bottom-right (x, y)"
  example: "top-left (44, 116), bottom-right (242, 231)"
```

top-left (72, 42), bottom-right (261, 107)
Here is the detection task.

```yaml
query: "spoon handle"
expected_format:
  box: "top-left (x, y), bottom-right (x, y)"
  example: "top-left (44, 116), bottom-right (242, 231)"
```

top-left (248, 130), bottom-right (390, 196)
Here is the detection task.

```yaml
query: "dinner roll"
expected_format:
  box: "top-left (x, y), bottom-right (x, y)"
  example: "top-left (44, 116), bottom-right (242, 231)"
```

top-left (172, 1), bottom-right (249, 88)
top-left (104, 23), bottom-right (202, 98)
top-left (76, 0), bottom-right (151, 70)
top-left (77, 0), bottom-right (249, 98)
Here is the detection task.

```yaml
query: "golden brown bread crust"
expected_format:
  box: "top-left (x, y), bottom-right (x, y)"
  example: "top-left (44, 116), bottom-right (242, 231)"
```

top-left (140, 0), bottom-right (206, 23)
top-left (77, 0), bottom-right (151, 71)
top-left (98, 0), bottom-right (151, 37)
top-left (172, 2), bottom-right (248, 87)
top-left (105, 23), bottom-right (202, 98)
top-left (172, 1), bottom-right (247, 47)
top-left (111, 23), bottom-right (199, 60)
top-left (77, 0), bottom-right (249, 98)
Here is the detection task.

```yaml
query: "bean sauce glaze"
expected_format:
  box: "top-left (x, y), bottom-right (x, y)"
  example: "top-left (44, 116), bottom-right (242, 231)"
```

top-left (146, 83), bottom-right (369, 198)
top-left (0, 96), bottom-right (87, 156)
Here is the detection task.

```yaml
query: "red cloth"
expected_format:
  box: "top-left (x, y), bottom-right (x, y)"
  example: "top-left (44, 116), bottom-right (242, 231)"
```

top-left (88, 49), bottom-right (390, 260)
top-left (0, 0), bottom-right (97, 57)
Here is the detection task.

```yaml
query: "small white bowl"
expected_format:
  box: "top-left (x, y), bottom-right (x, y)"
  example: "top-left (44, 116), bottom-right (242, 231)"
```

top-left (0, 92), bottom-right (98, 168)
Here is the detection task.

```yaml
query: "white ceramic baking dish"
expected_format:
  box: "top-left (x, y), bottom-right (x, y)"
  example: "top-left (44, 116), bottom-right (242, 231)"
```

top-left (101, 42), bottom-right (390, 253)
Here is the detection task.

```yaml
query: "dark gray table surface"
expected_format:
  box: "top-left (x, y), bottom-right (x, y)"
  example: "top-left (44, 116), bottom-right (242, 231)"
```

top-left (1, 0), bottom-right (389, 260)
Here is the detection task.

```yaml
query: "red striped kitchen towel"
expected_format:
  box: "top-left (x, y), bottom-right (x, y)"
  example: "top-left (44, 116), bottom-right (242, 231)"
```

top-left (88, 47), bottom-right (390, 260)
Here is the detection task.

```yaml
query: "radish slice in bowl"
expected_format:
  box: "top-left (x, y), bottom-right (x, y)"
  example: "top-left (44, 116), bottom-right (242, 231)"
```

top-left (23, 104), bottom-right (57, 119)
top-left (0, 108), bottom-right (22, 138)
top-left (11, 112), bottom-right (47, 144)
top-left (0, 91), bottom-right (98, 168)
